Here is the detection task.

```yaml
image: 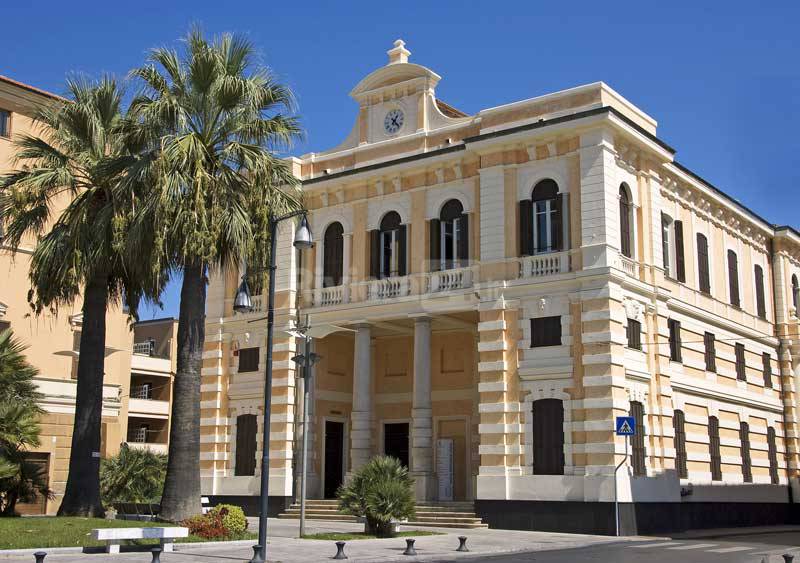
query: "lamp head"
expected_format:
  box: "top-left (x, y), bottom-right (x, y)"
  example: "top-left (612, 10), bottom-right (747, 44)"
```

top-left (293, 214), bottom-right (313, 250)
top-left (233, 276), bottom-right (253, 313)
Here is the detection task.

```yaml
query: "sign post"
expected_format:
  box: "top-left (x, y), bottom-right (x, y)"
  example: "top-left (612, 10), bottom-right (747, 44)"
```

top-left (614, 416), bottom-right (635, 537)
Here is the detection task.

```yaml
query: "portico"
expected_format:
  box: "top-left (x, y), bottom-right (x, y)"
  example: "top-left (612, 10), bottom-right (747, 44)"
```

top-left (308, 312), bottom-right (479, 502)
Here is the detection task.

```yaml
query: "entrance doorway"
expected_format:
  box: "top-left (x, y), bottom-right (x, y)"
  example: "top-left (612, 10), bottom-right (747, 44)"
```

top-left (384, 423), bottom-right (410, 468)
top-left (324, 420), bottom-right (345, 499)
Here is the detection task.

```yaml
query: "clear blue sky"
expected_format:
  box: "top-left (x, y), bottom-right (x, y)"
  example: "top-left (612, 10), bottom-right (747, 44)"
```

top-left (2, 0), bottom-right (798, 319)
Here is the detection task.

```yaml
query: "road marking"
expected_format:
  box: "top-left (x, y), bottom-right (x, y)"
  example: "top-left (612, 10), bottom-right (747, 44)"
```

top-left (706, 546), bottom-right (755, 553)
top-left (667, 543), bottom-right (718, 550)
top-left (631, 542), bottom-right (682, 548)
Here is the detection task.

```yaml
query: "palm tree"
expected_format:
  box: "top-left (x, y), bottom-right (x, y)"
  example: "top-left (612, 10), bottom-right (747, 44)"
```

top-left (0, 78), bottom-right (155, 516)
top-left (128, 28), bottom-right (303, 522)
top-left (0, 328), bottom-right (52, 516)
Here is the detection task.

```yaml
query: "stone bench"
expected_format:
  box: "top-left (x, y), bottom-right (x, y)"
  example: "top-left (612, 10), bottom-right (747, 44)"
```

top-left (91, 527), bottom-right (189, 554)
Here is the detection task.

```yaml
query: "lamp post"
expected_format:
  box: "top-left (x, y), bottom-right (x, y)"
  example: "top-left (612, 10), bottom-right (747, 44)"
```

top-left (235, 211), bottom-right (312, 563)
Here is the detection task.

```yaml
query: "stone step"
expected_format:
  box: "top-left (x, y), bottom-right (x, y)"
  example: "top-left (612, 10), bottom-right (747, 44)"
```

top-left (277, 513), bottom-right (358, 522)
top-left (403, 521), bottom-right (489, 529)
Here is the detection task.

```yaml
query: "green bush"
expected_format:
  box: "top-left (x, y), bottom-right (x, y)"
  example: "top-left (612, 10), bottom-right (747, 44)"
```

top-left (211, 504), bottom-right (247, 537)
top-left (337, 455), bottom-right (415, 537)
top-left (182, 504), bottom-right (248, 540)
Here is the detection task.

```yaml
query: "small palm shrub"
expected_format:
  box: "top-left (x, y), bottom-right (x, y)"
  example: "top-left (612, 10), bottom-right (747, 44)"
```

top-left (100, 444), bottom-right (167, 506)
top-left (337, 455), bottom-right (415, 537)
top-left (182, 504), bottom-right (248, 540)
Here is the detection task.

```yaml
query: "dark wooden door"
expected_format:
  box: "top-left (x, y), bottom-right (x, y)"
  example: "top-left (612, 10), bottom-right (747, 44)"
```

top-left (324, 421), bottom-right (345, 499)
top-left (15, 453), bottom-right (50, 515)
top-left (384, 423), bottom-right (410, 468)
top-left (532, 399), bottom-right (565, 475)
top-left (235, 414), bottom-right (257, 476)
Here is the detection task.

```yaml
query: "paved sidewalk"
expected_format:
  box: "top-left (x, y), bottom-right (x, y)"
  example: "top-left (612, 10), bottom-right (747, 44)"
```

top-left (0, 518), bottom-right (641, 562)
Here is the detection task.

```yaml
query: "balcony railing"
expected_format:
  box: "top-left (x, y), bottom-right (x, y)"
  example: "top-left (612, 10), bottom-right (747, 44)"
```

top-left (130, 385), bottom-right (152, 400)
top-left (618, 255), bottom-right (638, 278)
top-left (133, 341), bottom-right (155, 355)
top-left (314, 285), bottom-right (346, 307)
top-left (366, 276), bottom-right (411, 301)
top-left (127, 427), bottom-right (148, 443)
top-left (426, 266), bottom-right (474, 293)
top-left (519, 251), bottom-right (570, 278)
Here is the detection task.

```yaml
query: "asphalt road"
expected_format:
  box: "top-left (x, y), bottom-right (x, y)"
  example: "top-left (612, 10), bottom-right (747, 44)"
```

top-left (480, 532), bottom-right (800, 563)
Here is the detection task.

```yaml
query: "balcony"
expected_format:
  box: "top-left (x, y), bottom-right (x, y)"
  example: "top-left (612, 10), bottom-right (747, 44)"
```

top-left (519, 251), bottom-right (570, 278)
top-left (128, 397), bottom-right (170, 418)
top-left (366, 276), bottom-right (411, 301)
top-left (126, 442), bottom-right (168, 454)
top-left (426, 266), bottom-right (474, 293)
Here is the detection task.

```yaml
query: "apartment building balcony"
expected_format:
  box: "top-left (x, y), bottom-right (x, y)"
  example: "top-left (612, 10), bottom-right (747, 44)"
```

top-left (126, 417), bottom-right (169, 454)
top-left (518, 250), bottom-right (571, 279)
top-left (131, 341), bottom-right (172, 376)
top-left (126, 441), bottom-right (168, 455)
top-left (128, 381), bottom-right (170, 419)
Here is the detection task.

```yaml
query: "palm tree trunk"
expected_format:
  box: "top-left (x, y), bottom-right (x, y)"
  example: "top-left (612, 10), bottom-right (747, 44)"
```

top-left (57, 273), bottom-right (108, 517)
top-left (159, 262), bottom-right (206, 522)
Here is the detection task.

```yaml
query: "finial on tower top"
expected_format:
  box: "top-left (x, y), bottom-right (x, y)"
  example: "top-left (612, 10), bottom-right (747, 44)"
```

top-left (387, 39), bottom-right (411, 65)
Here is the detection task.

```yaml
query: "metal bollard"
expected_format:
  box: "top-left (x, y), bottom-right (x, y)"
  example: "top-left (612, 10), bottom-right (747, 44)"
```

top-left (456, 536), bottom-right (469, 552)
top-left (333, 540), bottom-right (348, 560)
top-left (403, 538), bottom-right (417, 556)
top-left (151, 546), bottom-right (163, 563)
top-left (33, 553), bottom-right (46, 563)
top-left (783, 555), bottom-right (795, 563)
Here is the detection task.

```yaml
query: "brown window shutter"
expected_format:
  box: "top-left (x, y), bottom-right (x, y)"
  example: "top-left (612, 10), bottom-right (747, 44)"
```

top-left (674, 220), bottom-right (685, 282)
top-left (519, 199), bottom-right (533, 256)
top-left (397, 224), bottom-right (407, 277)
top-left (735, 343), bottom-right (746, 381)
top-left (697, 234), bottom-right (711, 294)
top-left (763, 352), bottom-right (773, 388)
top-left (768, 427), bottom-right (779, 484)
top-left (740, 422), bottom-right (752, 483)
top-left (369, 229), bottom-right (380, 279)
top-left (620, 195), bottom-right (631, 258)
top-left (235, 414), bottom-right (257, 476)
top-left (755, 265), bottom-right (766, 318)
top-left (709, 416), bottom-right (722, 481)
top-left (668, 319), bottom-right (682, 362)
top-left (704, 332), bottom-right (716, 372)
top-left (429, 219), bottom-right (441, 272)
top-left (457, 214), bottom-right (469, 266)
top-left (630, 401), bottom-right (646, 476)
top-left (728, 250), bottom-right (740, 307)
top-left (674, 410), bottom-right (687, 479)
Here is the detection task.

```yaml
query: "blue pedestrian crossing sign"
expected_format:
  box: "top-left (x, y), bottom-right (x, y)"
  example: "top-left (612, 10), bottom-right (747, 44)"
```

top-left (616, 416), bottom-right (635, 436)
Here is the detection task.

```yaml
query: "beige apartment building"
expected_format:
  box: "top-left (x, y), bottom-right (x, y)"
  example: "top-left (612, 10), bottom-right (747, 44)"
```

top-left (0, 75), bottom-right (133, 514)
top-left (1, 76), bottom-right (177, 514)
top-left (199, 41), bottom-right (800, 534)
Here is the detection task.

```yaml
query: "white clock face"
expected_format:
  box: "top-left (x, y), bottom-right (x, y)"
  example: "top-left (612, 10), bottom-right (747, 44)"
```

top-left (384, 109), bottom-right (404, 134)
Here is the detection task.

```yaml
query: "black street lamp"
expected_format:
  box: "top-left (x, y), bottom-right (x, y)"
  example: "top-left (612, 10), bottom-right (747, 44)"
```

top-left (234, 210), bottom-right (312, 563)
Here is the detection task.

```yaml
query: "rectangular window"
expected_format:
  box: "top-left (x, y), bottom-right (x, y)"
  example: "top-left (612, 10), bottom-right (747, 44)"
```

top-left (627, 319), bottom-right (642, 350)
top-left (0, 320), bottom-right (9, 334)
top-left (674, 410), bottom-right (687, 479)
top-left (0, 110), bottom-right (10, 138)
top-left (704, 332), bottom-right (716, 372)
top-left (697, 233), bottom-right (711, 294)
top-left (709, 416), bottom-right (722, 481)
top-left (661, 214), bottom-right (671, 278)
top-left (735, 343), bottom-right (746, 381)
top-left (630, 401), bottom-right (646, 477)
top-left (668, 319), bottom-right (682, 362)
top-left (530, 316), bottom-right (561, 347)
top-left (768, 427), bottom-right (779, 485)
top-left (763, 352), bottom-right (773, 388)
top-left (674, 220), bottom-right (686, 283)
top-left (740, 422), bottom-right (752, 483)
top-left (238, 347), bottom-right (260, 373)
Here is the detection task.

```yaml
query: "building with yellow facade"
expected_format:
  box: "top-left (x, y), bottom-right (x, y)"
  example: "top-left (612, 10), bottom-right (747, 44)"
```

top-left (199, 40), bottom-right (800, 534)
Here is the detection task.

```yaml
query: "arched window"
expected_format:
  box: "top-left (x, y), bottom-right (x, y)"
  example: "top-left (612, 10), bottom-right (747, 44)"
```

top-left (696, 233), bottom-right (711, 294)
top-left (754, 264), bottom-right (766, 319)
top-left (370, 211), bottom-right (406, 279)
top-left (322, 222), bottom-right (344, 288)
top-left (518, 179), bottom-right (564, 256)
top-left (619, 184), bottom-right (633, 258)
top-left (728, 250), bottom-right (740, 307)
top-left (531, 399), bottom-right (565, 475)
top-left (430, 199), bottom-right (469, 272)
top-left (792, 274), bottom-right (799, 312)
top-left (235, 414), bottom-right (257, 476)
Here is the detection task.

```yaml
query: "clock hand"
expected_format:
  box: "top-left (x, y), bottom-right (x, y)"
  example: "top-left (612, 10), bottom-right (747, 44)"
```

top-left (392, 117), bottom-right (399, 127)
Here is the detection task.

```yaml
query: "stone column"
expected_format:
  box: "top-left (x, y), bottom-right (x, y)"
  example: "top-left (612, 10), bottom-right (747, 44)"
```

top-left (411, 316), bottom-right (436, 500)
top-left (350, 324), bottom-right (373, 472)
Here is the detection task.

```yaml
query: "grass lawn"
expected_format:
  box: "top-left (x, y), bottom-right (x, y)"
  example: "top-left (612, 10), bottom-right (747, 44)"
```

top-left (302, 530), bottom-right (443, 541)
top-left (0, 517), bottom-right (256, 550)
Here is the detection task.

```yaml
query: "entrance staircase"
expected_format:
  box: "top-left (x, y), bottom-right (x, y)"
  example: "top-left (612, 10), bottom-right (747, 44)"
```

top-left (277, 499), bottom-right (488, 529)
